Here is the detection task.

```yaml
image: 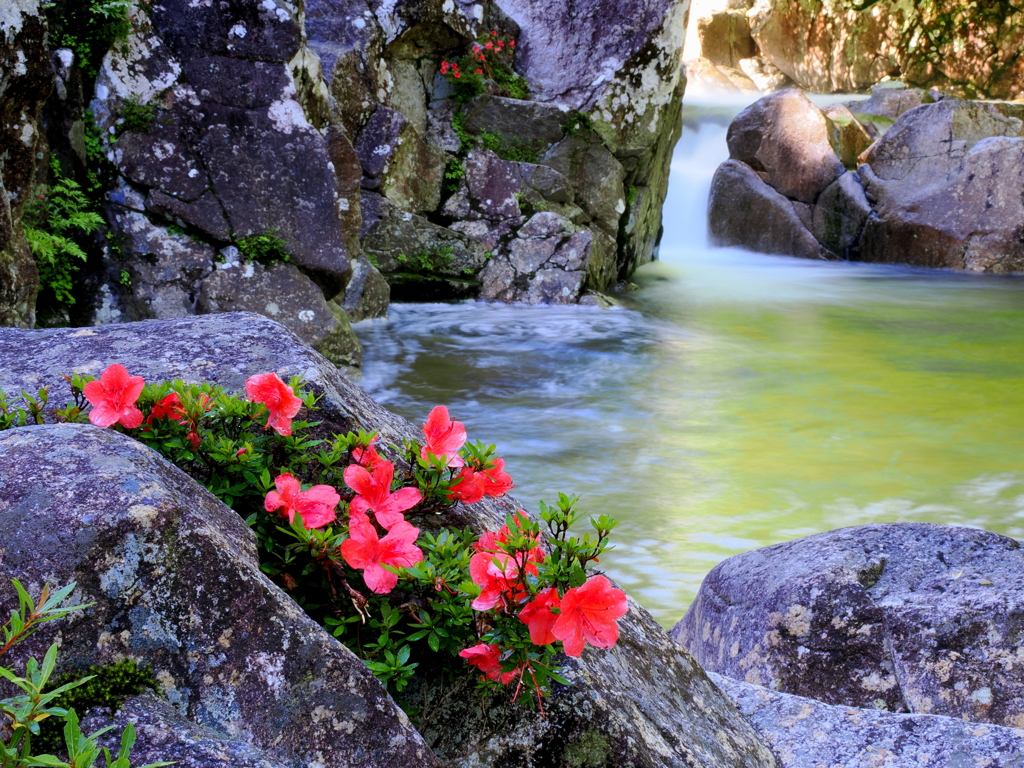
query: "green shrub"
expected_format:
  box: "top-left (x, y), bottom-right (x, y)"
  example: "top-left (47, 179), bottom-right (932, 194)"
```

top-left (396, 246), bottom-right (455, 275)
top-left (24, 160), bottom-right (104, 306)
top-left (236, 230), bottom-right (291, 265)
top-left (117, 96), bottom-right (155, 135)
top-left (478, 131), bottom-right (544, 163)
top-left (45, 0), bottom-right (133, 80)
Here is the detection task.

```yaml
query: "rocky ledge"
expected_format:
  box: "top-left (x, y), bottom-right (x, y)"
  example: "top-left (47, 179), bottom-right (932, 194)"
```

top-left (708, 84), bottom-right (1024, 273)
top-left (0, 312), bottom-right (776, 768)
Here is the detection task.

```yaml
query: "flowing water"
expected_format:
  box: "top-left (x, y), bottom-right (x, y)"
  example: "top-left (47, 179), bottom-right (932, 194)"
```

top-left (354, 92), bottom-right (1024, 628)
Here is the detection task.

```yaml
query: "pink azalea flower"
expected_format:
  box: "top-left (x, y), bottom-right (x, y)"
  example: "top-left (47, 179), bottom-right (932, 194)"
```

top-left (448, 467), bottom-right (486, 504)
top-left (518, 588), bottom-right (561, 645)
top-left (245, 372), bottom-right (302, 436)
top-left (264, 473), bottom-right (340, 529)
top-left (421, 405), bottom-right (467, 467)
top-left (459, 643), bottom-right (516, 684)
top-left (480, 458), bottom-right (514, 498)
top-left (344, 459), bottom-right (422, 530)
top-left (552, 575), bottom-right (628, 657)
top-left (84, 364), bottom-right (145, 429)
top-left (342, 520), bottom-right (423, 594)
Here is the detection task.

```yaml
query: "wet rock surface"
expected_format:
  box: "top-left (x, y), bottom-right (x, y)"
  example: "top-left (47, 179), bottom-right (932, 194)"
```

top-left (673, 523), bottom-right (1024, 727)
top-left (714, 674), bottom-right (1024, 768)
top-left (0, 423), bottom-right (438, 768)
top-left (0, 312), bottom-right (777, 768)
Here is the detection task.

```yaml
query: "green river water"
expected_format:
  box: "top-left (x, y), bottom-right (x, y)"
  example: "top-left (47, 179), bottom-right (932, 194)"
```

top-left (354, 97), bottom-right (1024, 628)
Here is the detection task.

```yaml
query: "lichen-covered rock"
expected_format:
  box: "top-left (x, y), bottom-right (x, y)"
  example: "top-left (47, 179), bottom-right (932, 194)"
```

top-left (106, 208), bottom-right (217, 321)
top-left (0, 313), bottom-right (777, 768)
top-left (341, 254), bottom-right (390, 322)
top-left (726, 90), bottom-right (845, 204)
top-left (81, 694), bottom-right (287, 768)
top-left (355, 105), bottom-right (445, 214)
top-left (713, 674), bottom-right (1024, 768)
top-left (0, 423), bottom-right (437, 768)
top-left (708, 160), bottom-right (834, 261)
top-left (672, 523), bottom-right (1024, 727)
top-left (0, 0), bottom-right (52, 327)
top-left (197, 260), bottom-right (362, 367)
top-left (857, 100), bottom-right (1024, 272)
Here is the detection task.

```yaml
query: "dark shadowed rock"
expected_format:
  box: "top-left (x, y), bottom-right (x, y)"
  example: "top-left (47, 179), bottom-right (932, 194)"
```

top-left (341, 254), bottom-right (390, 322)
top-left (708, 160), bottom-right (834, 261)
top-left (81, 694), bottom-right (286, 768)
top-left (811, 171), bottom-right (871, 257)
top-left (0, 424), bottom-right (438, 768)
top-left (713, 674), bottom-right (1024, 768)
top-left (726, 90), bottom-right (845, 203)
top-left (0, 0), bottom-right (51, 327)
top-left (462, 95), bottom-right (566, 150)
top-left (0, 313), bottom-right (777, 768)
top-left (672, 523), bottom-right (1024, 727)
top-left (197, 261), bottom-right (362, 367)
top-left (857, 101), bottom-right (1024, 272)
top-left (541, 135), bottom-right (625, 239)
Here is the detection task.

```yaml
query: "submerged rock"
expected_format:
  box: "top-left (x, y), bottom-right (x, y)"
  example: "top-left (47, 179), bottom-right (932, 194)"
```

top-left (673, 523), bottom-right (1024, 727)
top-left (714, 674), bottom-right (1024, 768)
top-left (0, 313), bottom-right (777, 768)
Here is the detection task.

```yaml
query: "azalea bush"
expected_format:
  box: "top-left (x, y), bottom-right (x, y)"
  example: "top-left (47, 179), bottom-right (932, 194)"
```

top-left (0, 366), bottom-right (627, 711)
top-left (0, 580), bottom-right (170, 768)
top-left (440, 31), bottom-right (528, 102)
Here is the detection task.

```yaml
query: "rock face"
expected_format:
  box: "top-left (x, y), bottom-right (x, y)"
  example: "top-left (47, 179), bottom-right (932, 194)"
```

top-left (0, 423), bottom-right (438, 768)
top-left (0, 312), bottom-right (778, 768)
top-left (707, 91), bottom-right (1024, 273)
top-left (0, 0), bottom-right (51, 327)
top-left (744, 0), bottom-right (1024, 99)
top-left (7, 0), bottom-right (688, 329)
top-left (714, 674), bottom-right (1024, 768)
top-left (672, 523), bottom-right (1024, 728)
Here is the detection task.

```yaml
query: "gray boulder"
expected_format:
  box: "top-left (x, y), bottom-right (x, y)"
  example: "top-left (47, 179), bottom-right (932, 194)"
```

top-left (0, 313), bottom-right (777, 768)
top-left (708, 160), bottom-right (834, 261)
top-left (822, 103), bottom-right (873, 169)
top-left (197, 260), bottom-right (362, 367)
top-left (672, 523), bottom-right (1024, 727)
top-left (81, 694), bottom-right (286, 768)
top-left (0, 423), bottom-right (437, 768)
top-left (857, 100), bottom-right (1024, 272)
top-left (714, 674), bottom-right (1024, 768)
top-left (726, 90), bottom-right (845, 204)
top-left (340, 254), bottom-right (390, 323)
top-left (462, 95), bottom-right (567, 151)
top-left (811, 172), bottom-right (871, 257)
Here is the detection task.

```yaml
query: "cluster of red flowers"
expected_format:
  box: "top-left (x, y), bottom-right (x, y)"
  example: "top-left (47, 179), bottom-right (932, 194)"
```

top-left (82, 364), bottom-right (629, 679)
top-left (441, 31), bottom-right (516, 82)
top-left (460, 513), bottom-right (628, 689)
